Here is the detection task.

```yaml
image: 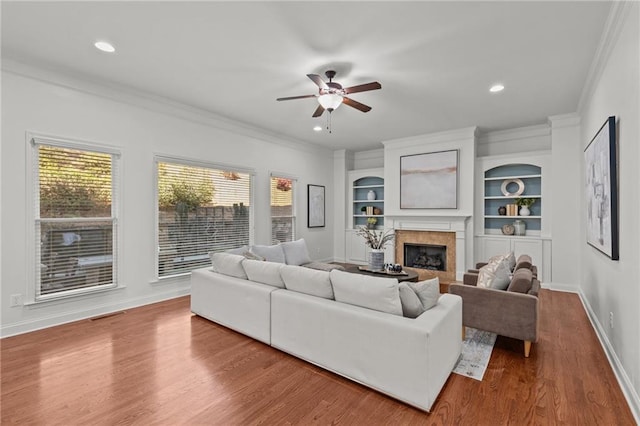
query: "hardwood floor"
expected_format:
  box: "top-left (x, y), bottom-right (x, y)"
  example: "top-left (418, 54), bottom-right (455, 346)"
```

top-left (1, 290), bottom-right (635, 425)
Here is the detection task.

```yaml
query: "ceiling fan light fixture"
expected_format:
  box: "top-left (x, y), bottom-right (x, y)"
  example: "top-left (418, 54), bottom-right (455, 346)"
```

top-left (318, 93), bottom-right (343, 111)
top-left (94, 40), bottom-right (115, 53)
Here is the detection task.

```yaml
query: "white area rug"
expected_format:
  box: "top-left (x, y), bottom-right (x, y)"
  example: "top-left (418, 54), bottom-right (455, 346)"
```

top-left (453, 327), bottom-right (497, 381)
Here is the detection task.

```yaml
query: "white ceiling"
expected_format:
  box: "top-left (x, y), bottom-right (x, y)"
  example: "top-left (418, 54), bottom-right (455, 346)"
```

top-left (2, 1), bottom-right (611, 152)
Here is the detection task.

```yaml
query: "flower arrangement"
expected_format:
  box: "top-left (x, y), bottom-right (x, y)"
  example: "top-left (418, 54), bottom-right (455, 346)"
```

top-left (356, 226), bottom-right (394, 250)
top-left (276, 178), bottom-right (292, 191)
top-left (515, 198), bottom-right (536, 207)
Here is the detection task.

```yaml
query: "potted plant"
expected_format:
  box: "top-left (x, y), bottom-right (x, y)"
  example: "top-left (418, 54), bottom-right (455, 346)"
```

top-left (360, 205), bottom-right (367, 215)
top-left (366, 217), bottom-right (377, 229)
top-left (515, 198), bottom-right (536, 216)
top-left (356, 226), bottom-right (394, 271)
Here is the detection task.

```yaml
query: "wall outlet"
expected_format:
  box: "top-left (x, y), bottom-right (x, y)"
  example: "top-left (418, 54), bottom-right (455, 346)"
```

top-left (10, 294), bottom-right (23, 307)
top-left (609, 311), bottom-right (614, 329)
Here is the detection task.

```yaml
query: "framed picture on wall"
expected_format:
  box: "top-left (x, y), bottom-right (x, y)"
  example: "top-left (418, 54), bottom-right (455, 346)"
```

top-left (584, 116), bottom-right (618, 260)
top-left (307, 184), bottom-right (325, 228)
top-left (400, 149), bottom-right (458, 209)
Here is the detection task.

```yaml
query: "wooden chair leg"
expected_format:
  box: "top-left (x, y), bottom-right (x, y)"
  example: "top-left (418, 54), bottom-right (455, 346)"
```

top-left (462, 326), bottom-right (466, 340)
top-left (524, 341), bottom-right (532, 357)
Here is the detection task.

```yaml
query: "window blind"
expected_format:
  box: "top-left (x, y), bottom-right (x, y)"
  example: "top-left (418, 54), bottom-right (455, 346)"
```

top-left (35, 143), bottom-right (118, 298)
top-left (157, 161), bottom-right (252, 277)
top-left (270, 176), bottom-right (295, 244)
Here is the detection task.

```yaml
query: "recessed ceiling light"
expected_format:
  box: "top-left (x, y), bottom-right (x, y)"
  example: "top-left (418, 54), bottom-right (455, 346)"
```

top-left (490, 84), bottom-right (505, 93)
top-left (94, 41), bottom-right (115, 53)
top-left (313, 126), bottom-right (323, 132)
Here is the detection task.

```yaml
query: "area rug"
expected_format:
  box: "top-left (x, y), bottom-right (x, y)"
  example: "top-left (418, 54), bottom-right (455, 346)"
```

top-left (453, 327), bottom-right (497, 381)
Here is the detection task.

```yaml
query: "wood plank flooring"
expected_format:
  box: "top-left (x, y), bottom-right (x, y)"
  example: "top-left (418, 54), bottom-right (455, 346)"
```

top-left (1, 290), bottom-right (635, 425)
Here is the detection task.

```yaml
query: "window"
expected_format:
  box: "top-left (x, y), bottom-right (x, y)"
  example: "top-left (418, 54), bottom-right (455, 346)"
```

top-left (157, 159), bottom-right (253, 278)
top-left (33, 138), bottom-right (119, 300)
top-left (270, 175), bottom-right (295, 244)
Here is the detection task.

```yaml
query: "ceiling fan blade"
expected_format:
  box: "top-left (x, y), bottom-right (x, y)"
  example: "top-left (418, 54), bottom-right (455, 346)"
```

top-left (343, 81), bottom-right (382, 95)
top-left (312, 104), bottom-right (325, 117)
top-left (343, 96), bottom-right (372, 113)
top-left (307, 74), bottom-right (329, 90)
top-left (276, 94), bottom-right (317, 101)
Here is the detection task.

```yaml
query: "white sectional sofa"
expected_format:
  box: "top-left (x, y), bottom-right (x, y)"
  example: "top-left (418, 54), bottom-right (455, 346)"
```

top-left (190, 244), bottom-right (462, 412)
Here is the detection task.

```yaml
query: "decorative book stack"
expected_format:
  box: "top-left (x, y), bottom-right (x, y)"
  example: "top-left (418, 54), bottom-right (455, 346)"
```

top-left (506, 204), bottom-right (518, 216)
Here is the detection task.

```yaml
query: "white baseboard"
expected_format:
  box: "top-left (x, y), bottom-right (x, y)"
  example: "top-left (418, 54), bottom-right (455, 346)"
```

top-left (544, 285), bottom-right (640, 424)
top-left (0, 287), bottom-right (190, 338)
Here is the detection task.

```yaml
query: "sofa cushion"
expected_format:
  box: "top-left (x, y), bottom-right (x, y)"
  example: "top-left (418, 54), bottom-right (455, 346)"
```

top-left (408, 278), bottom-right (440, 311)
top-left (242, 259), bottom-right (285, 288)
top-left (280, 238), bottom-right (312, 266)
top-left (477, 258), bottom-right (511, 290)
top-left (242, 250), bottom-right (265, 261)
top-left (281, 265), bottom-right (334, 299)
top-left (507, 268), bottom-right (533, 294)
top-left (329, 270), bottom-right (403, 316)
top-left (210, 253), bottom-right (247, 279)
top-left (250, 244), bottom-right (286, 263)
top-left (398, 283), bottom-right (426, 318)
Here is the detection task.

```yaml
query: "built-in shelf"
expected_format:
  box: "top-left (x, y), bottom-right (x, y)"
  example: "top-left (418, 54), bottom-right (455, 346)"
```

top-left (350, 171), bottom-right (384, 229)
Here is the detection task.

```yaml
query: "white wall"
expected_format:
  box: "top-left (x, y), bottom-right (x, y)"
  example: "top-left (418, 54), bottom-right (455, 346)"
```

top-left (579, 1), bottom-right (640, 417)
top-left (1, 67), bottom-right (335, 336)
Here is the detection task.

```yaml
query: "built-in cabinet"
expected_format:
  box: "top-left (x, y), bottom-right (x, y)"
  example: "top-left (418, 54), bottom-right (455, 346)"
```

top-left (475, 152), bottom-right (552, 282)
top-left (346, 168), bottom-right (384, 264)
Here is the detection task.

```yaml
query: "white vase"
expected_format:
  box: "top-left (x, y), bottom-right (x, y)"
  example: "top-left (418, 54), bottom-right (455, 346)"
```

top-left (519, 206), bottom-right (531, 216)
top-left (367, 190), bottom-right (376, 201)
top-left (369, 249), bottom-right (385, 271)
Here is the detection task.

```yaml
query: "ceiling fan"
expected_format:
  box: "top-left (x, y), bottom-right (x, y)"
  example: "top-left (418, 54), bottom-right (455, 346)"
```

top-left (276, 70), bottom-right (381, 118)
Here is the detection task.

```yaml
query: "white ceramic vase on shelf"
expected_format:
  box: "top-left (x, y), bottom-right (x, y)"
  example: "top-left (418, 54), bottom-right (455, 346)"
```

top-left (367, 190), bottom-right (376, 200)
top-left (519, 206), bottom-right (530, 216)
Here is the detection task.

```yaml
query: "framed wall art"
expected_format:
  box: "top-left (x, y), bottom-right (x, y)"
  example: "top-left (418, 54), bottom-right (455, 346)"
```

top-left (307, 184), bottom-right (325, 228)
top-left (584, 116), bottom-right (618, 260)
top-left (400, 149), bottom-right (458, 209)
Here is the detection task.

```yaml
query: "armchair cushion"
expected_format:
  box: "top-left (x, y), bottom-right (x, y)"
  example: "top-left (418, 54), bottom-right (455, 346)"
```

top-left (507, 268), bottom-right (533, 294)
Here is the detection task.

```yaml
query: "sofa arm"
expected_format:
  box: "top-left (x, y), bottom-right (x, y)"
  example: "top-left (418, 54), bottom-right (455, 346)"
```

top-left (448, 283), bottom-right (538, 343)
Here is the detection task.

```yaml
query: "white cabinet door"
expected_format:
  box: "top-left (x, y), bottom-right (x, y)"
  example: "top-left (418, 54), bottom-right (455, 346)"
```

top-left (346, 231), bottom-right (369, 263)
top-left (480, 237), bottom-right (512, 259)
top-left (511, 239), bottom-right (543, 267)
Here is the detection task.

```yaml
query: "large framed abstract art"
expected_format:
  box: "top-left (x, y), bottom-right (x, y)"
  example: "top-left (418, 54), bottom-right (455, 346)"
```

top-left (584, 116), bottom-right (619, 260)
top-left (400, 150), bottom-right (458, 209)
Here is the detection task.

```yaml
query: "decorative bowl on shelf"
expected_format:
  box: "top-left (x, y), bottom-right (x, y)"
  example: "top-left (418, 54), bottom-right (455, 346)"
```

top-left (501, 224), bottom-right (515, 235)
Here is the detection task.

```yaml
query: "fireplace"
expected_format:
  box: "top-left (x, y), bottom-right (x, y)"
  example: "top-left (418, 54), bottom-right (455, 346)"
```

top-left (404, 243), bottom-right (446, 271)
top-left (394, 229), bottom-right (457, 282)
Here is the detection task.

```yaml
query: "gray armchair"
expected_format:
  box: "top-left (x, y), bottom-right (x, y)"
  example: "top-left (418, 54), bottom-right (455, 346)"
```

top-left (449, 267), bottom-right (540, 357)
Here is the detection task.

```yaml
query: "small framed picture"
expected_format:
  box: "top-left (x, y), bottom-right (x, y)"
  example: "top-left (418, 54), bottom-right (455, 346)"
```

top-left (307, 184), bottom-right (325, 228)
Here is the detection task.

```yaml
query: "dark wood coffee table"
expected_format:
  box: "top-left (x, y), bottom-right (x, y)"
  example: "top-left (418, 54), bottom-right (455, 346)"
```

top-left (344, 265), bottom-right (419, 282)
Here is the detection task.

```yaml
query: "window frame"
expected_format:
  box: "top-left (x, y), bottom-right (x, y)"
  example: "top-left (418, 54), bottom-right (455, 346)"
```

top-left (270, 172), bottom-right (297, 244)
top-left (153, 155), bottom-right (255, 281)
top-left (26, 133), bottom-right (122, 303)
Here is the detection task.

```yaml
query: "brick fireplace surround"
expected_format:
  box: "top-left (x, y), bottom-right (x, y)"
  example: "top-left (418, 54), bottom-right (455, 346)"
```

top-left (394, 230), bottom-right (457, 282)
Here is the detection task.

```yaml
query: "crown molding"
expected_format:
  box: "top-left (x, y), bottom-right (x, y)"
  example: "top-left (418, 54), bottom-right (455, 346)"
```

top-left (577, 1), bottom-right (635, 112)
top-left (477, 123), bottom-right (550, 145)
top-left (2, 57), bottom-right (332, 158)
top-left (548, 113), bottom-right (581, 129)
top-left (381, 126), bottom-right (478, 150)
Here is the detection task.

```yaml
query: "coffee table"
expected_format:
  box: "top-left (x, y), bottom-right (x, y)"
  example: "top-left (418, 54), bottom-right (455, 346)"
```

top-left (344, 265), bottom-right (419, 283)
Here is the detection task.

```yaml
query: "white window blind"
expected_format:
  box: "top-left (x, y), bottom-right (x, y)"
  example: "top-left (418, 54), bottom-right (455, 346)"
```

top-left (157, 160), bottom-right (252, 277)
top-left (35, 142), bottom-right (119, 299)
top-left (270, 176), bottom-right (295, 244)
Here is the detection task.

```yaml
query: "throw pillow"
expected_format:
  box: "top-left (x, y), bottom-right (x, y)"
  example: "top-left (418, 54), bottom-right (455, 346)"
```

top-left (302, 262), bottom-right (345, 272)
top-left (242, 251), bottom-right (265, 261)
top-left (514, 254), bottom-right (533, 271)
top-left (210, 253), bottom-right (247, 279)
top-left (398, 283), bottom-right (426, 318)
top-left (477, 258), bottom-right (511, 290)
top-left (225, 245), bottom-right (249, 255)
top-left (408, 278), bottom-right (440, 311)
top-left (507, 268), bottom-right (533, 294)
top-left (280, 265), bottom-right (334, 299)
top-left (329, 270), bottom-right (403, 316)
top-left (505, 251), bottom-right (516, 270)
top-left (242, 259), bottom-right (285, 288)
top-left (250, 244), bottom-right (286, 263)
top-left (280, 238), bottom-right (312, 266)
